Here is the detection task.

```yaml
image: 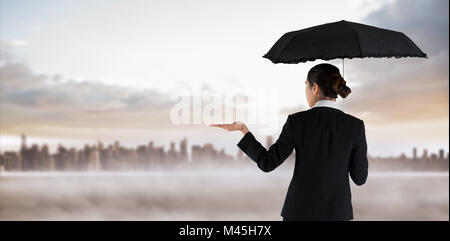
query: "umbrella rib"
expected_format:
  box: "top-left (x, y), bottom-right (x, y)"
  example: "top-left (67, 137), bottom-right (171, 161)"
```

top-left (276, 33), bottom-right (299, 63)
top-left (346, 22), bottom-right (363, 58)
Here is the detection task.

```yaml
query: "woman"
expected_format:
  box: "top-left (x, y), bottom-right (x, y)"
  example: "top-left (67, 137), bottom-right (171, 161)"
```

top-left (210, 63), bottom-right (368, 221)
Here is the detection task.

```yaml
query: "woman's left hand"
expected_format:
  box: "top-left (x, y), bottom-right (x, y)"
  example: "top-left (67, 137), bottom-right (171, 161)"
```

top-left (209, 121), bottom-right (249, 135)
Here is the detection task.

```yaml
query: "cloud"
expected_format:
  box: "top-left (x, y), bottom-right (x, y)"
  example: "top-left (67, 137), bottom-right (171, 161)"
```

top-left (364, 0), bottom-right (448, 56)
top-left (342, 0), bottom-right (449, 124)
top-left (0, 61), bottom-right (181, 137)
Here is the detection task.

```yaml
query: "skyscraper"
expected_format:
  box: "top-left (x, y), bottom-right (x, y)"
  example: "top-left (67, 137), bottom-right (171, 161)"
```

top-left (20, 134), bottom-right (27, 150)
top-left (422, 149), bottom-right (428, 160)
top-left (439, 149), bottom-right (444, 160)
top-left (180, 138), bottom-right (188, 162)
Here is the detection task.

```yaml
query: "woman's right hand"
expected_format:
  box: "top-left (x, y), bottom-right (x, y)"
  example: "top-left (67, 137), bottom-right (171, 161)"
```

top-left (209, 121), bottom-right (249, 135)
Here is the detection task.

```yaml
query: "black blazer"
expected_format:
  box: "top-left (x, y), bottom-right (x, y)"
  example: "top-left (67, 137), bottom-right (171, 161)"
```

top-left (237, 106), bottom-right (368, 221)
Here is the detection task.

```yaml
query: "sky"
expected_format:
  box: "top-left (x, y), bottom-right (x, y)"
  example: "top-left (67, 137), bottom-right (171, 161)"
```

top-left (0, 0), bottom-right (448, 158)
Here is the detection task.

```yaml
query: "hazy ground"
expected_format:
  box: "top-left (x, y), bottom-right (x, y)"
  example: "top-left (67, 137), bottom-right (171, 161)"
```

top-left (0, 166), bottom-right (448, 221)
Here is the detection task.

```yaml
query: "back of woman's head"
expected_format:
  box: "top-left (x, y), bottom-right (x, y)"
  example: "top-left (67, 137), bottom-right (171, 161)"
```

top-left (307, 63), bottom-right (351, 98)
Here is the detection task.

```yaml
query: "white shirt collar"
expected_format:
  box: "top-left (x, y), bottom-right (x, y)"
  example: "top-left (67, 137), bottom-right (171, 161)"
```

top-left (311, 99), bottom-right (341, 110)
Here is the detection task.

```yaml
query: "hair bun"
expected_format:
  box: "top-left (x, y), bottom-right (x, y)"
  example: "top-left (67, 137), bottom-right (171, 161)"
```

top-left (332, 74), bottom-right (343, 94)
top-left (337, 77), bottom-right (351, 98)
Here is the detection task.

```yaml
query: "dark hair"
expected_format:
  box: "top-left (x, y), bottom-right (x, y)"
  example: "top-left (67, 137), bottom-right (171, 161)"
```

top-left (307, 63), bottom-right (351, 98)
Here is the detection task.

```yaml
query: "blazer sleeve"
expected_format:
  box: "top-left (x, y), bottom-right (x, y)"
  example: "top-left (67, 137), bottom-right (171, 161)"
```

top-left (237, 115), bottom-right (295, 172)
top-left (349, 120), bottom-right (369, 185)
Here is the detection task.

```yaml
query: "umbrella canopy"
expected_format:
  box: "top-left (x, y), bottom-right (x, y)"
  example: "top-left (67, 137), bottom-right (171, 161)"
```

top-left (263, 20), bottom-right (428, 64)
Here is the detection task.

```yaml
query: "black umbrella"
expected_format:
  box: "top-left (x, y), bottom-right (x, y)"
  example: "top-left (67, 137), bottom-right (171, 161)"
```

top-left (263, 20), bottom-right (427, 78)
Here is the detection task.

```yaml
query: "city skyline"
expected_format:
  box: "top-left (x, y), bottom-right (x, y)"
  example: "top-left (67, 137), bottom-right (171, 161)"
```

top-left (1, 128), bottom-right (449, 159)
top-left (1, 133), bottom-right (449, 159)
top-left (0, 133), bottom-right (448, 172)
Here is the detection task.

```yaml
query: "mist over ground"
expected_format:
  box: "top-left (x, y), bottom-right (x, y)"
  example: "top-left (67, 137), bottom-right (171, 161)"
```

top-left (0, 165), bottom-right (447, 221)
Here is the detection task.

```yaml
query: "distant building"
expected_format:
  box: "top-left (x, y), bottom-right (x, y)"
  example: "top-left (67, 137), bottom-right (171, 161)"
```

top-left (439, 149), bottom-right (444, 160)
top-left (88, 146), bottom-right (101, 171)
top-left (422, 149), bottom-right (428, 160)
top-left (180, 138), bottom-right (188, 162)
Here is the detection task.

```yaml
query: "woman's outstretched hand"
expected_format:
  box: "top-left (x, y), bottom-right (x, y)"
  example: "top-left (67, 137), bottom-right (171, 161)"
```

top-left (209, 121), bottom-right (249, 135)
